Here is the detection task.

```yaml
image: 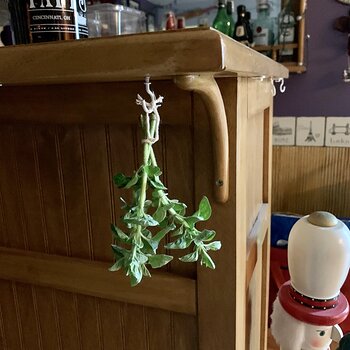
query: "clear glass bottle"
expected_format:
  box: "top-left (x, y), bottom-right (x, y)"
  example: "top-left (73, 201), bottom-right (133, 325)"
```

top-left (278, 3), bottom-right (295, 61)
top-left (213, 0), bottom-right (230, 36)
top-left (226, 0), bottom-right (235, 37)
top-left (253, 0), bottom-right (275, 46)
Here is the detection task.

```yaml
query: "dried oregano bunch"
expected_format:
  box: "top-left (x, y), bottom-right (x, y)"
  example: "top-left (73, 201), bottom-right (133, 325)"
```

top-left (109, 78), bottom-right (221, 286)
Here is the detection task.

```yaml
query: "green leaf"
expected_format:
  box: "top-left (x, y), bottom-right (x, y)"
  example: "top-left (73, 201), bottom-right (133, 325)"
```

top-left (111, 224), bottom-right (130, 243)
top-left (136, 252), bottom-right (148, 264)
top-left (125, 172), bottom-right (139, 189)
top-left (194, 229), bottom-right (216, 244)
top-left (184, 198), bottom-right (212, 228)
top-left (153, 206), bottom-right (166, 223)
top-left (141, 237), bottom-right (157, 254)
top-left (179, 250), bottom-right (199, 263)
top-left (142, 229), bottom-right (152, 239)
top-left (144, 165), bottom-right (162, 177)
top-left (111, 245), bottom-right (129, 259)
top-left (205, 241), bottom-right (222, 251)
top-left (143, 214), bottom-right (160, 226)
top-left (198, 196), bottom-right (212, 220)
top-left (148, 254), bottom-right (173, 269)
top-left (151, 190), bottom-right (161, 200)
top-left (149, 178), bottom-right (167, 190)
top-left (113, 173), bottom-right (131, 188)
top-left (141, 264), bottom-right (152, 277)
top-left (109, 258), bottom-right (125, 272)
top-left (143, 200), bottom-right (153, 212)
top-left (165, 236), bottom-right (192, 250)
top-left (149, 223), bottom-right (176, 250)
top-left (124, 214), bottom-right (159, 227)
top-left (172, 202), bottom-right (187, 215)
top-left (184, 215), bottom-right (201, 228)
top-left (128, 262), bottom-right (143, 286)
top-left (171, 225), bottom-right (183, 237)
top-left (200, 249), bottom-right (215, 269)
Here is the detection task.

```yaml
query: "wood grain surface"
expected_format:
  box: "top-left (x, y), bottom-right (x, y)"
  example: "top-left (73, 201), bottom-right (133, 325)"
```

top-left (0, 74), bottom-right (279, 349)
top-left (0, 115), bottom-right (197, 350)
top-left (0, 247), bottom-right (196, 315)
top-left (0, 28), bottom-right (288, 86)
top-left (272, 146), bottom-right (350, 217)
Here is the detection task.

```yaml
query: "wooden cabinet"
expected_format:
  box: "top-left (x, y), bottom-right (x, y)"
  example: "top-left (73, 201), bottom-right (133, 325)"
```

top-left (254, 0), bottom-right (307, 73)
top-left (0, 28), bottom-right (287, 349)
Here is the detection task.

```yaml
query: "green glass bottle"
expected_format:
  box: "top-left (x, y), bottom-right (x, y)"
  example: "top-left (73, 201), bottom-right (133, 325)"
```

top-left (213, 0), bottom-right (230, 36)
top-left (227, 0), bottom-right (235, 37)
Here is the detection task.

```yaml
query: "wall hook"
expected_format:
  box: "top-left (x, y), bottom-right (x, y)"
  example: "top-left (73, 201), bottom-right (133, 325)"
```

top-left (271, 78), bottom-right (286, 96)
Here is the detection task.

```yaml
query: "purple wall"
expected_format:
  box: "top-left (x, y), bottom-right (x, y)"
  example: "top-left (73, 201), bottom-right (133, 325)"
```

top-left (274, 0), bottom-right (350, 116)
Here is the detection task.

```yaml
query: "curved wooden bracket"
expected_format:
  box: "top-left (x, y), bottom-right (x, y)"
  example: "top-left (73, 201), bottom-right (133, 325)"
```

top-left (174, 75), bottom-right (229, 203)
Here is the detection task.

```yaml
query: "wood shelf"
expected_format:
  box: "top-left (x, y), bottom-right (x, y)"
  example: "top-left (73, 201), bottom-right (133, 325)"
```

top-left (253, 43), bottom-right (306, 74)
top-left (254, 43), bottom-right (299, 52)
top-left (252, 0), bottom-right (308, 74)
top-left (0, 28), bottom-right (288, 86)
top-left (283, 63), bottom-right (307, 74)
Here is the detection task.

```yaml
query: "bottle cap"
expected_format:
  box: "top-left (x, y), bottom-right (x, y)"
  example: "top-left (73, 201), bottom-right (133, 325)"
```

top-left (177, 16), bottom-right (185, 29)
top-left (257, 0), bottom-right (269, 10)
top-left (218, 0), bottom-right (227, 6)
top-left (237, 5), bottom-right (246, 14)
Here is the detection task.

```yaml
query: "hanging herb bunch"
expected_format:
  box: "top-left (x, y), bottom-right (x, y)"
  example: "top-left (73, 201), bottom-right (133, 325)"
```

top-left (109, 77), bottom-right (221, 286)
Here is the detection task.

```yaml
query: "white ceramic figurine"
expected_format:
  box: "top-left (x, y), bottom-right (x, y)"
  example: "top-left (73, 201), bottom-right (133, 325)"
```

top-left (271, 211), bottom-right (350, 350)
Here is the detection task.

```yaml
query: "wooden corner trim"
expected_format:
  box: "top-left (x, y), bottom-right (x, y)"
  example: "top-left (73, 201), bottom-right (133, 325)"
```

top-left (174, 74), bottom-right (229, 203)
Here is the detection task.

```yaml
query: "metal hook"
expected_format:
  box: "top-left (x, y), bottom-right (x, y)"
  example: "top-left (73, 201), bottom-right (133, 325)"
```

top-left (277, 78), bottom-right (286, 93)
top-left (271, 78), bottom-right (277, 97)
top-left (271, 78), bottom-right (286, 96)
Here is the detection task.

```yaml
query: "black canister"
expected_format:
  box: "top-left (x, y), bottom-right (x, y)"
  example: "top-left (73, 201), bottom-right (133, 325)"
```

top-left (28, 0), bottom-right (88, 43)
top-left (9, 0), bottom-right (88, 44)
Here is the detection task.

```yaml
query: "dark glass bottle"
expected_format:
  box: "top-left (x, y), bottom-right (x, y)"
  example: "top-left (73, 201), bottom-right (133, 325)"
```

top-left (233, 5), bottom-right (251, 45)
top-left (245, 11), bottom-right (253, 44)
top-left (27, 0), bottom-right (88, 43)
top-left (212, 0), bottom-right (230, 36)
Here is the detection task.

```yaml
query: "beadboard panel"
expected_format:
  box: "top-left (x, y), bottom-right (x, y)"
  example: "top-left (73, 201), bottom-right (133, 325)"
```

top-left (272, 146), bottom-right (350, 216)
top-left (0, 121), bottom-right (197, 350)
top-left (0, 77), bottom-right (275, 350)
top-left (0, 123), bottom-right (196, 270)
top-left (0, 279), bottom-right (197, 350)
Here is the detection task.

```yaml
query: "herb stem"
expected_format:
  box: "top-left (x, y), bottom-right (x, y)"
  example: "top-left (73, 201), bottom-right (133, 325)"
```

top-left (149, 147), bottom-right (190, 229)
top-left (136, 117), bottom-right (157, 238)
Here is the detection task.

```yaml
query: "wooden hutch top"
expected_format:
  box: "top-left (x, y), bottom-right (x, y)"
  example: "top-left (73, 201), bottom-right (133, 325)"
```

top-left (0, 27), bottom-right (288, 86)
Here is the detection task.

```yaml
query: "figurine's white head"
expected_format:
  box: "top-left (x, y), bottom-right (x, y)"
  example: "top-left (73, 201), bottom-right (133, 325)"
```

top-left (301, 323), bottom-right (333, 350)
top-left (271, 298), bottom-right (337, 350)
